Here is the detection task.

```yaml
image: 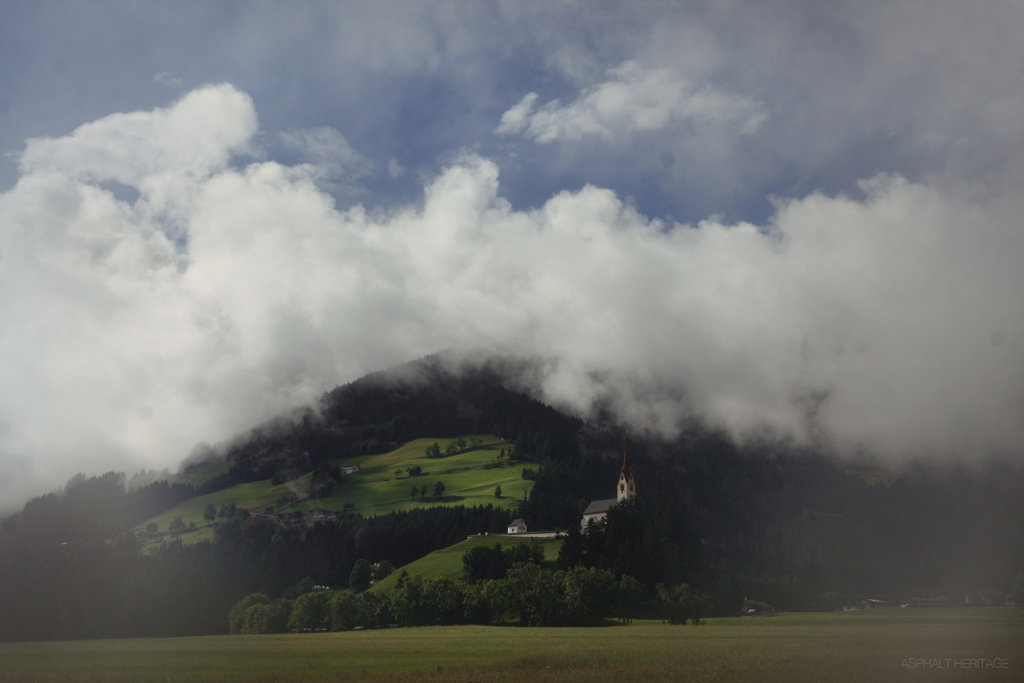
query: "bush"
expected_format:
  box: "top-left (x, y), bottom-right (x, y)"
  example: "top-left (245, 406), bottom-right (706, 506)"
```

top-left (657, 583), bottom-right (711, 625)
top-left (242, 599), bottom-right (291, 634)
top-left (350, 559), bottom-right (372, 592)
top-left (287, 590), bottom-right (332, 632)
top-left (328, 590), bottom-right (361, 631)
top-left (390, 575), bottom-right (466, 626)
top-left (228, 593), bottom-right (269, 634)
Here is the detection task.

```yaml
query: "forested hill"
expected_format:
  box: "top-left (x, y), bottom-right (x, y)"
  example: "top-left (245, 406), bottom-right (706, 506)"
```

top-left (197, 354), bottom-right (587, 496)
top-left (2, 352), bottom-right (1023, 641)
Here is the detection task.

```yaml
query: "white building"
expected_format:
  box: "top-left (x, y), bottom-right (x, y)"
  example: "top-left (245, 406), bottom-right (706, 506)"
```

top-left (581, 442), bottom-right (637, 530)
top-left (507, 518), bottom-right (528, 534)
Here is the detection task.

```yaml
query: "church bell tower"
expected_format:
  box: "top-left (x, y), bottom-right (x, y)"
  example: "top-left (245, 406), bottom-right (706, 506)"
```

top-left (616, 441), bottom-right (637, 502)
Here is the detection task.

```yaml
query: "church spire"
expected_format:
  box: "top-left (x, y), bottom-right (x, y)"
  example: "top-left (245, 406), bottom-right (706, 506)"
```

top-left (617, 438), bottom-right (637, 502)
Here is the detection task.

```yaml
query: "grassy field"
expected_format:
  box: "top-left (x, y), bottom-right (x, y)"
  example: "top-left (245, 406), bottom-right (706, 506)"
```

top-left (132, 477), bottom-right (310, 549)
top-left (135, 436), bottom-right (528, 550)
top-left (1, 608), bottom-right (1019, 682)
top-left (301, 436), bottom-right (530, 517)
top-left (370, 533), bottom-right (563, 592)
top-left (173, 459), bottom-right (231, 487)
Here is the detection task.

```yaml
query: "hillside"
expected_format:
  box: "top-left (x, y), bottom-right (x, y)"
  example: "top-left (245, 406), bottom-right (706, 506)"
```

top-left (135, 436), bottom-right (527, 550)
top-left (296, 436), bottom-right (530, 516)
top-left (370, 533), bottom-right (564, 592)
top-left (3, 352), bottom-right (1024, 642)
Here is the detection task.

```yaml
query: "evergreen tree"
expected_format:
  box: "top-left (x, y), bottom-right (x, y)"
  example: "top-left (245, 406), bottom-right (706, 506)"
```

top-left (349, 559), bottom-right (372, 592)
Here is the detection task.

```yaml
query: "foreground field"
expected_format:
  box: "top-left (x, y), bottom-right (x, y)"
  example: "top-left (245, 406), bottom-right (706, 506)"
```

top-left (2, 608), bottom-right (1019, 682)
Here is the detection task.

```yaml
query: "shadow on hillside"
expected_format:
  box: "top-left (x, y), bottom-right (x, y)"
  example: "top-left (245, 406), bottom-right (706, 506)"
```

top-left (426, 495), bottom-right (466, 504)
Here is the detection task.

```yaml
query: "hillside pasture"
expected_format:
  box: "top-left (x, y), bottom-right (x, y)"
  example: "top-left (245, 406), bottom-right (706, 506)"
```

top-left (133, 477), bottom-right (308, 549)
top-left (370, 533), bottom-right (563, 592)
top-left (1, 608), bottom-right (1018, 682)
top-left (134, 436), bottom-right (527, 550)
top-left (173, 459), bottom-right (231, 487)
top-left (303, 436), bottom-right (528, 516)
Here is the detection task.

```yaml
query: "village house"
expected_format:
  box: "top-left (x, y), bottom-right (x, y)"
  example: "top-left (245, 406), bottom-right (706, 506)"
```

top-left (276, 510), bottom-right (304, 526)
top-left (507, 518), bottom-right (528, 535)
top-left (740, 598), bottom-right (775, 615)
top-left (310, 508), bottom-right (337, 522)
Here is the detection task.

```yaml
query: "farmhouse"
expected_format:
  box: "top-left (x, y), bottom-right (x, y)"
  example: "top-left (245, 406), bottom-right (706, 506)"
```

top-left (507, 518), bottom-right (528, 534)
top-left (310, 507), bottom-right (337, 522)
top-left (740, 598), bottom-right (775, 615)
top-left (581, 442), bottom-right (637, 530)
top-left (276, 510), bottom-right (305, 526)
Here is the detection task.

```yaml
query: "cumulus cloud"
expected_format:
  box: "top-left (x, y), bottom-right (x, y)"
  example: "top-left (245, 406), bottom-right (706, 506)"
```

top-left (279, 126), bottom-right (372, 181)
top-left (387, 158), bottom-right (406, 180)
top-left (2, 85), bottom-right (1022, 509)
top-left (496, 60), bottom-right (764, 143)
top-left (18, 84), bottom-right (256, 186)
top-left (153, 72), bottom-right (183, 89)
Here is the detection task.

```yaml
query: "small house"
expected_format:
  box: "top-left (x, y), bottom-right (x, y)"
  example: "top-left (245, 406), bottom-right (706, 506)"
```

top-left (507, 519), bottom-right (528, 535)
top-left (276, 510), bottom-right (305, 526)
top-left (310, 508), bottom-right (337, 522)
top-left (740, 598), bottom-right (775, 615)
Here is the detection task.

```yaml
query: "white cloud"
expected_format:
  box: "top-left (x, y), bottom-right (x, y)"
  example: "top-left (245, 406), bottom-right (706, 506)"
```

top-left (153, 72), bottom-right (183, 89)
top-left (18, 84), bottom-right (256, 186)
top-left (1, 85), bottom-right (1022, 510)
top-left (280, 126), bottom-right (372, 181)
top-left (495, 92), bottom-right (539, 137)
top-left (496, 61), bottom-right (764, 143)
top-left (387, 158), bottom-right (405, 180)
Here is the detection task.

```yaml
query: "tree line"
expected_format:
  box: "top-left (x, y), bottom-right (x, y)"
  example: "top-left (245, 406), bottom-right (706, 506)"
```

top-left (0, 498), bottom-right (512, 641)
top-left (230, 565), bottom-right (708, 632)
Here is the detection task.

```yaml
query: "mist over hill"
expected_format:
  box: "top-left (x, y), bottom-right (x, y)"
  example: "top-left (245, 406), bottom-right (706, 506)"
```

top-left (2, 353), bottom-right (1022, 641)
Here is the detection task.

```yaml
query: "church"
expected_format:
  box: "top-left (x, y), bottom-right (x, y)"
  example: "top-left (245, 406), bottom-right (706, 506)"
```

top-left (580, 442), bottom-right (637, 530)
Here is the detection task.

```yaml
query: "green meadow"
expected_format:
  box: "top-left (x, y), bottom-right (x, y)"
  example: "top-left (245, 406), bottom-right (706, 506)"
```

top-left (2, 608), bottom-right (1018, 682)
top-left (298, 436), bottom-right (531, 517)
top-left (135, 436), bottom-right (528, 549)
top-left (370, 533), bottom-right (563, 592)
top-left (134, 477), bottom-right (309, 545)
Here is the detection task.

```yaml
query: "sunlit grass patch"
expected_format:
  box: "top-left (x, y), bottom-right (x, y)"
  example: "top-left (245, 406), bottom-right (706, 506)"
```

top-left (370, 534), bottom-right (563, 592)
top-left (133, 436), bottom-right (528, 551)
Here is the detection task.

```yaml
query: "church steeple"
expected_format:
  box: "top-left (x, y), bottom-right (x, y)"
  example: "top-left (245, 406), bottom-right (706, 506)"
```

top-left (617, 440), bottom-right (637, 502)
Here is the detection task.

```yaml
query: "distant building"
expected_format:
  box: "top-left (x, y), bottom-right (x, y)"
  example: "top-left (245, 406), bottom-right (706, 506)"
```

top-left (580, 498), bottom-right (617, 529)
top-left (310, 508), bottom-right (337, 522)
top-left (341, 464), bottom-right (360, 475)
top-left (616, 441), bottom-right (637, 503)
top-left (276, 510), bottom-right (304, 526)
top-left (507, 519), bottom-right (528, 535)
top-left (740, 598), bottom-right (775, 615)
top-left (581, 441), bottom-right (637, 530)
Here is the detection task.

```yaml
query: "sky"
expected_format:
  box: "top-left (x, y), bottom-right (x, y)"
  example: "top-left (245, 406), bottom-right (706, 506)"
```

top-left (1, 0), bottom-right (1023, 509)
